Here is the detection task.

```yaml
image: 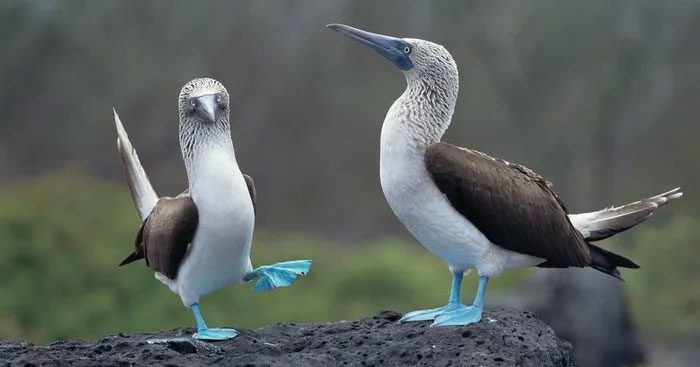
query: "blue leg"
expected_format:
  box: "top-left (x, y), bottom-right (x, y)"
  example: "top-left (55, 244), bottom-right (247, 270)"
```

top-left (399, 270), bottom-right (466, 322)
top-left (190, 303), bottom-right (238, 341)
top-left (243, 259), bottom-right (312, 292)
top-left (432, 275), bottom-right (489, 327)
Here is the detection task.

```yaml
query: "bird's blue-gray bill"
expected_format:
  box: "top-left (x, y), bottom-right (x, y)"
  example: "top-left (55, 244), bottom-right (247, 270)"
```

top-left (193, 94), bottom-right (218, 123)
top-left (327, 23), bottom-right (414, 71)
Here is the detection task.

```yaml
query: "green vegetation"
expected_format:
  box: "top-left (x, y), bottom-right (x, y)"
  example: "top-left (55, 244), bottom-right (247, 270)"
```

top-left (0, 172), bottom-right (696, 344)
top-left (626, 216), bottom-right (700, 341)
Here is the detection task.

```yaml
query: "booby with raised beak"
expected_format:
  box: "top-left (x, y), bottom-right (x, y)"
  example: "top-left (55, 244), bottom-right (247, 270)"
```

top-left (328, 24), bottom-right (682, 326)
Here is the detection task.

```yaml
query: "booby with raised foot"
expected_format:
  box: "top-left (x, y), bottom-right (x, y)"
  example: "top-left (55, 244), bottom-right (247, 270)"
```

top-left (114, 78), bottom-right (311, 340)
top-left (328, 24), bottom-right (682, 327)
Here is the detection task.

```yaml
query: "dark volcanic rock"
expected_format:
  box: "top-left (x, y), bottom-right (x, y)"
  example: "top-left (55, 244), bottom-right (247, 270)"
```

top-left (1, 308), bottom-right (575, 367)
top-left (491, 270), bottom-right (644, 367)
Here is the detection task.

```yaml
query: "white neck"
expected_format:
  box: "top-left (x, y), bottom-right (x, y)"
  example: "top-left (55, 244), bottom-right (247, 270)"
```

top-left (182, 132), bottom-right (239, 191)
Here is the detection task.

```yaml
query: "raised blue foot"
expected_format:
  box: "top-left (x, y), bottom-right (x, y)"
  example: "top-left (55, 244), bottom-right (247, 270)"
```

top-left (190, 303), bottom-right (238, 341)
top-left (244, 260), bottom-right (312, 292)
top-left (193, 327), bottom-right (238, 341)
top-left (400, 272), bottom-right (489, 327)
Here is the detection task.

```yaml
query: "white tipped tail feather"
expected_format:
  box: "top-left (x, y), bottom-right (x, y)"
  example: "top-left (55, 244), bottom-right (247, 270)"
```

top-left (569, 187), bottom-right (683, 241)
top-left (113, 109), bottom-right (159, 221)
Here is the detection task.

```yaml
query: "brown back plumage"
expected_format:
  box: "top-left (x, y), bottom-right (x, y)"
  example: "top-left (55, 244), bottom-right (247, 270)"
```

top-left (425, 142), bottom-right (592, 268)
top-left (119, 195), bottom-right (198, 280)
top-left (425, 142), bottom-right (639, 278)
top-left (243, 174), bottom-right (256, 214)
top-left (141, 196), bottom-right (198, 279)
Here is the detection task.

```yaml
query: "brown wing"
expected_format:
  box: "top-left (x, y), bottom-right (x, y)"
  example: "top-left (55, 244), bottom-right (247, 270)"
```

top-left (121, 195), bottom-right (198, 279)
top-left (243, 173), bottom-right (256, 213)
top-left (425, 142), bottom-right (590, 268)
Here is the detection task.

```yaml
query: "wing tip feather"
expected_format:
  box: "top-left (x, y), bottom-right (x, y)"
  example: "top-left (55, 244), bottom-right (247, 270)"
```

top-left (645, 187), bottom-right (683, 207)
top-left (111, 108), bottom-right (159, 220)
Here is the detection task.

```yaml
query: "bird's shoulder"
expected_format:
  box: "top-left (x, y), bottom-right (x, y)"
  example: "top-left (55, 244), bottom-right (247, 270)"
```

top-left (425, 142), bottom-right (567, 211)
top-left (144, 195), bottom-right (198, 230)
top-left (426, 142), bottom-right (552, 185)
top-left (243, 173), bottom-right (256, 210)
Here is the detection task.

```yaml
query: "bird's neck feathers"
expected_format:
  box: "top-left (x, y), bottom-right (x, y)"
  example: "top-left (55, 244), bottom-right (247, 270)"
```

top-left (383, 64), bottom-right (459, 152)
top-left (179, 117), bottom-right (238, 186)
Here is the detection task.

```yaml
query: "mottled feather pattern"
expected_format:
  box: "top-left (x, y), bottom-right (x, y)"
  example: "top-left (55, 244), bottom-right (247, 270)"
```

top-left (386, 40), bottom-right (459, 148)
top-left (178, 78), bottom-right (233, 173)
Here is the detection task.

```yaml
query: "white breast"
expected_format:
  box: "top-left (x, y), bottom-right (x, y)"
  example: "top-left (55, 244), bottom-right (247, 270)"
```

top-left (174, 147), bottom-right (255, 306)
top-left (380, 140), bottom-right (490, 271)
top-left (379, 117), bottom-right (541, 276)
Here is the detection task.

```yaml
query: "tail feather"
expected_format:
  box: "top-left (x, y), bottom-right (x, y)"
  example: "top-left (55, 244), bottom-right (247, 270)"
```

top-left (114, 109), bottom-right (159, 221)
top-left (118, 251), bottom-right (143, 266)
top-left (588, 243), bottom-right (639, 281)
top-left (569, 187), bottom-right (682, 241)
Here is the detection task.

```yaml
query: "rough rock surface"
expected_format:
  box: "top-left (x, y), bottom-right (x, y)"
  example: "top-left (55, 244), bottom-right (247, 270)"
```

top-left (1, 308), bottom-right (575, 367)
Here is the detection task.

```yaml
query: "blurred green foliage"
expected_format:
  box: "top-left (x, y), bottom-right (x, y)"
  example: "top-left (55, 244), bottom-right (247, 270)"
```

top-left (626, 216), bottom-right (700, 341)
top-left (0, 172), bottom-right (696, 345)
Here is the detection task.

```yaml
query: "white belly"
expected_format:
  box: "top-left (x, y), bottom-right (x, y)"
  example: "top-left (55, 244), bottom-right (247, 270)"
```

top-left (173, 150), bottom-right (255, 306)
top-left (380, 150), bottom-right (489, 270)
top-left (380, 148), bottom-right (541, 276)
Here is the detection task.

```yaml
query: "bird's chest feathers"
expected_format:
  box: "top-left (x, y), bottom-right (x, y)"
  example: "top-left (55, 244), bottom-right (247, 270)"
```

top-left (379, 116), bottom-right (433, 212)
top-left (380, 143), bottom-right (438, 224)
top-left (379, 120), bottom-right (491, 268)
top-left (190, 150), bottom-right (254, 235)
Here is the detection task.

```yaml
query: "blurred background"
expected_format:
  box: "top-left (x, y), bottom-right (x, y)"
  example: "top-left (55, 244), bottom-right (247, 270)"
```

top-left (0, 1), bottom-right (698, 366)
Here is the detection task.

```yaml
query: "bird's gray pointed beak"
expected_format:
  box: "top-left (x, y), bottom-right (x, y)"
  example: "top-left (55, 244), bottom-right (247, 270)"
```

top-left (195, 94), bottom-right (218, 123)
top-left (327, 23), bottom-right (414, 71)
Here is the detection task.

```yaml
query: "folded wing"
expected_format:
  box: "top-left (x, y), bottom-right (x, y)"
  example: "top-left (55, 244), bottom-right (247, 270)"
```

top-left (120, 195), bottom-right (199, 280)
top-left (425, 142), bottom-right (590, 268)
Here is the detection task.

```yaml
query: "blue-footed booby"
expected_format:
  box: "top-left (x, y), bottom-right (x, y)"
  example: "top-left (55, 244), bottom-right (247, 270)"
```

top-left (328, 24), bottom-right (682, 327)
top-left (114, 78), bottom-right (311, 340)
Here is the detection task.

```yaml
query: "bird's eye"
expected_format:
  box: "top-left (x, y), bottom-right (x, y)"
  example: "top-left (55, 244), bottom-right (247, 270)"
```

top-left (215, 94), bottom-right (222, 103)
top-left (189, 98), bottom-right (197, 108)
top-left (404, 46), bottom-right (411, 54)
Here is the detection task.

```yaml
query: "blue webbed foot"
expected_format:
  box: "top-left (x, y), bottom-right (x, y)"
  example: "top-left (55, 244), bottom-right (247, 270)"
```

top-left (400, 273), bottom-right (488, 326)
top-left (189, 303), bottom-right (238, 341)
top-left (399, 305), bottom-right (450, 323)
top-left (431, 304), bottom-right (482, 326)
top-left (244, 260), bottom-right (312, 292)
top-left (193, 327), bottom-right (238, 341)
